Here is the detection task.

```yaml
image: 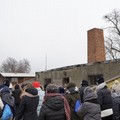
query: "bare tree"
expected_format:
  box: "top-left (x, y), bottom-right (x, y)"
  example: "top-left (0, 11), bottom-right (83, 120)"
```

top-left (103, 9), bottom-right (120, 59)
top-left (0, 57), bottom-right (31, 73)
top-left (17, 59), bottom-right (31, 73)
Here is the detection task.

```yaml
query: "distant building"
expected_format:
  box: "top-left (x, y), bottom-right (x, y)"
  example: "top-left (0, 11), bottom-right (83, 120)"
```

top-left (36, 28), bottom-right (120, 87)
top-left (0, 73), bottom-right (35, 84)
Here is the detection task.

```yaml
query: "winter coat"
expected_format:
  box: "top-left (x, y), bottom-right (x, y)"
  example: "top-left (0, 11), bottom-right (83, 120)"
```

top-left (65, 86), bottom-right (81, 120)
top-left (39, 95), bottom-right (66, 120)
top-left (112, 93), bottom-right (120, 120)
top-left (0, 86), bottom-right (15, 118)
top-left (96, 82), bottom-right (113, 118)
top-left (0, 86), bottom-right (15, 107)
top-left (15, 88), bottom-right (39, 120)
top-left (12, 88), bottom-right (22, 115)
top-left (36, 88), bottom-right (45, 115)
top-left (79, 85), bottom-right (89, 103)
top-left (77, 87), bottom-right (101, 120)
top-left (12, 89), bottom-right (22, 105)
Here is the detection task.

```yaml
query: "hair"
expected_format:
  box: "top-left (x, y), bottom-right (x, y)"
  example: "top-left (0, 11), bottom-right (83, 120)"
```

top-left (14, 84), bottom-right (20, 89)
top-left (3, 79), bottom-right (10, 87)
top-left (46, 84), bottom-right (58, 93)
top-left (26, 83), bottom-right (34, 89)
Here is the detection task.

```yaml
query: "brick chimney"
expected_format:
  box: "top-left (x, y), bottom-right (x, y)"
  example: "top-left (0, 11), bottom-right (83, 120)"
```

top-left (88, 28), bottom-right (106, 63)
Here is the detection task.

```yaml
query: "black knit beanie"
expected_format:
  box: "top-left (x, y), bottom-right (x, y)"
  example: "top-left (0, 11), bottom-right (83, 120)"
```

top-left (81, 80), bottom-right (89, 86)
top-left (3, 79), bottom-right (10, 87)
top-left (96, 77), bottom-right (104, 85)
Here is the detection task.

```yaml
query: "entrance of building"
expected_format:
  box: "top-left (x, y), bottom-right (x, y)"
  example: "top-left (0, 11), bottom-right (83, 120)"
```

top-left (62, 77), bottom-right (69, 88)
top-left (44, 78), bottom-right (51, 90)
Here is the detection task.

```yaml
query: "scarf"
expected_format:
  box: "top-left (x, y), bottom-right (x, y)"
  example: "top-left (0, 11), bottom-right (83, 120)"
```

top-left (44, 93), bottom-right (71, 120)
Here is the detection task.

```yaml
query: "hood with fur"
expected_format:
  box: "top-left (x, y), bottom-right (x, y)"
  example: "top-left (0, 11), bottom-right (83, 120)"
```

top-left (83, 87), bottom-right (98, 102)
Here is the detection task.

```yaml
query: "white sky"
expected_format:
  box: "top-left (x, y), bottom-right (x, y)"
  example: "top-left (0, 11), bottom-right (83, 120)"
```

top-left (0, 0), bottom-right (120, 73)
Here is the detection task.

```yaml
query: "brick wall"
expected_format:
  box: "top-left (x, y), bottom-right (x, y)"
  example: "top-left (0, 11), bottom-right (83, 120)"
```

top-left (88, 28), bottom-right (106, 63)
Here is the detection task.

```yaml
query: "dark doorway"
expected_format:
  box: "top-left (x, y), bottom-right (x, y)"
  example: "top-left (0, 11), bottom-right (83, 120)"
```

top-left (62, 77), bottom-right (69, 87)
top-left (88, 74), bottom-right (103, 85)
top-left (44, 78), bottom-right (51, 90)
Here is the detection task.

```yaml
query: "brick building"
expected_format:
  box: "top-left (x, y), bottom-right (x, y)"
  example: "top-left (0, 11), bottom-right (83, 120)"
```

top-left (36, 28), bottom-right (120, 87)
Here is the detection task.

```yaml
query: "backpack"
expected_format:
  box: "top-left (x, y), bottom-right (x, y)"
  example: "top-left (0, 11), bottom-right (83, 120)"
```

top-left (74, 99), bottom-right (81, 112)
top-left (1, 104), bottom-right (13, 120)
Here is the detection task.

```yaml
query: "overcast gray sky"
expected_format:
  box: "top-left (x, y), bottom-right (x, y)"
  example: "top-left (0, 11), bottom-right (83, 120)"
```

top-left (0, 0), bottom-right (120, 73)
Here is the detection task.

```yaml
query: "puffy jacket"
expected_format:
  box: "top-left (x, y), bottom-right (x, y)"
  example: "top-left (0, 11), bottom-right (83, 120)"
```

top-left (112, 93), bottom-right (120, 120)
top-left (65, 86), bottom-right (81, 120)
top-left (96, 83), bottom-right (113, 118)
top-left (39, 95), bottom-right (66, 120)
top-left (77, 87), bottom-right (101, 120)
top-left (79, 85), bottom-right (89, 103)
top-left (15, 88), bottom-right (39, 120)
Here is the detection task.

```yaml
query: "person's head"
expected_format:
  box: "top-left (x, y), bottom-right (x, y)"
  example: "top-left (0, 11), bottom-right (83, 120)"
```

top-left (32, 81), bottom-right (40, 88)
top-left (65, 82), bottom-right (79, 93)
top-left (96, 77), bottom-right (104, 85)
top-left (21, 83), bottom-right (27, 91)
top-left (81, 80), bottom-right (89, 86)
top-left (46, 84), bottom-right (58, 93)
top-left (66, 82), bottom-right (76, 89)
top-left (3, 79), bottom-right (10, 87)
top-left (114, 80), bottom-right (120, 85)
top-left (26, 83), bottom-right (34, 89)
top-left (25, 83), bottom-right (38, 95)
top-left (83, 87), bottom-right (97, 101)
top-left (14, 84), bottom-right (20, 89)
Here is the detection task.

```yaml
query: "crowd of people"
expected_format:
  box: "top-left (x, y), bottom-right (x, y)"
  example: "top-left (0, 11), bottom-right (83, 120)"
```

top-left (0, 77), bottom-right (120, 120)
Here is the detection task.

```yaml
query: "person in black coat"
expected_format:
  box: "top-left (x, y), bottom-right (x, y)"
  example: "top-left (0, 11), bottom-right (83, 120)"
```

top-left (12, 84), bottom-right (22, 115)
top-left (39, 84), bottom-right (71, 120)
top-left (15, 85), bottom-right (39, 120)
top-left (65, 82), bottom-right (81, 120)
top-left (79, 80), bottom-right (89, 103)
top-left (96, 77), bottom-right (113, 120)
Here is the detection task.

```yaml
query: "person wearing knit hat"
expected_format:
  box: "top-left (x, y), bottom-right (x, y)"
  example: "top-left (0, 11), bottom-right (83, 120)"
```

top-left (32, 81), bottom-right (41, 88)
top-left (65, 82), bottom-right (81, 120)
top-left (96, 77), bottom-right (113, 120)
top-left (96, 77), bottom-right (104, 85)
top-left (79, 80), bottom-right (89, 103)
top-left (77, 86), bottom-right (101, 120)
top-left (32, 81), bottom-right (45, 115)
top-left (39, 83), bottom-right (71, 120)
top-left (81, 80), bottom-right (89, 86)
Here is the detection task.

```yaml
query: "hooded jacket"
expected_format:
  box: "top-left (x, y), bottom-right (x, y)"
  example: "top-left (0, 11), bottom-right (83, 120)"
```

top-left (112, 93), bottom-right (120, 120)
top-left (65, 84), bottom-right (81, 120)
top-left (79, 80), bottom-right (89, 103)
top-left (15, 88), bottom-right (39, 120)
top-left (96, 82), bottom-right (113, 118)
top-left (39, 95), bottom-right (66, 120)
top-left (77, 87), bottom-right (101, 120)
top-left (1, 86), bottom-right (14, 107)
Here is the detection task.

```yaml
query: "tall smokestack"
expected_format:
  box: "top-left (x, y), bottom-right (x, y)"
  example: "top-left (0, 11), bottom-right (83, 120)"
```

top-left (88, 28), bottom-right (106, 63)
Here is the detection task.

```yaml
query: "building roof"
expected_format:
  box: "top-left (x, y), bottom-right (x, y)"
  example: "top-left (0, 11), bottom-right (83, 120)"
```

top-left (0, 73), bottom-right (35, 78)
top-left (37, 59), bottom-right (120, 73)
